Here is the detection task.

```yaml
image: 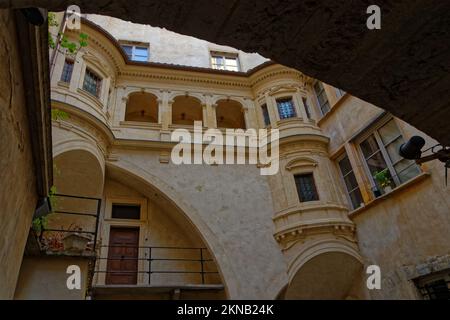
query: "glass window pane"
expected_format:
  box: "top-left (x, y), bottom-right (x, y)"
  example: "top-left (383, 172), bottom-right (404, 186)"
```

top-left (360, 135), bottom-right (380, 159)
top-left (112, 204), bottom-right (140, 220)
top-left (225, 57), bottom-right (237, 67)
top-left (349, 189), bottom-right (363, 209)
top-left (122, 45), bottom-right (132, 58)
top-left (276, 98), bottom-right (296, 119)
top-left (394, 159), bottom-right (421, 183)
top-left (60, 60), bottom-right (74, 83)
top-left (261, 104), bottom-right (270, 126)
top-left (344, 172), bottom-right (359, 190)
top-left (295, 174), bottom-right (319, 202)
top-left (134, 47), bottom-right (148, 56)
top-left (379, 120), bottom-right (401, 145)
top-left (338, 156), bottom-right (352, 175)
top-left (385, 136), bottom-right (405, 165)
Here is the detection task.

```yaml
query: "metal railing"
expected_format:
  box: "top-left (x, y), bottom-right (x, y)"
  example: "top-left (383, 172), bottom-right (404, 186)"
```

top-left (95, 245), bottom-right (220, 285)
top-left (37, 193), bottom-right (101, 253)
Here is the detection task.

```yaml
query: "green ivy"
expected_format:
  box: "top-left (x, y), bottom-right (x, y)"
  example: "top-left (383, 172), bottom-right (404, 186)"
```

top-left (48, 12), bottom-right (89, 55)
top-left (51, 109), bottom-right (69, 121)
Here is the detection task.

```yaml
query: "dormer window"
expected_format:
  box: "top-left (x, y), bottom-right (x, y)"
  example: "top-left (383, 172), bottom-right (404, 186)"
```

top-left (120, 43), bottom-right (149, 62)
top-left (211, 52), bottom-right (240, 72)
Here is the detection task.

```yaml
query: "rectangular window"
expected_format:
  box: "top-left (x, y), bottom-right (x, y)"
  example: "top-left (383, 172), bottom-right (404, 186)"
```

top-left (359, 119), bottom-right (421, 195)
top-left (415, 270), bottom-right (450, 300)
top-left (121, 44), bottom-right (149, 62)
top-left (276, 98), bottom-right (297, 119)
top-left (338, 154), bottom-right (364, 209)
top-left (83, 68), bottom-right (102, 98)
top-left (294, 173), bottom-right (319, 202)
top-left (302, 97), bottom-right (311, 119)
top-left (211, 52), bottom-right (240, 72)
top-left (335, 87), bottom-right (346, 98)
top-left (261, 104), bottom-right (270, 127)
top-left (111, 204), bottom-right (141, 220)
top-left (60, 59), bottom-right (74, 83)
top-left (314, 82), bottom-right (330, 115)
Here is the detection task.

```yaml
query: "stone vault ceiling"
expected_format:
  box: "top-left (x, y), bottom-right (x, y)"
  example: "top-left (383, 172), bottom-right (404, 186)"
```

top-left (2, 0), bottom-right (450, 144)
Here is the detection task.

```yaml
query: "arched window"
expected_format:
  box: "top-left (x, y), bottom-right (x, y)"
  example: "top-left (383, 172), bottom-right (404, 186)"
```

top-left (216, 99), bottom-right (246, 129)
top-left (125, 92), bottom-right (158, 123)
top-left (172, 96), bottom-right (203, 126)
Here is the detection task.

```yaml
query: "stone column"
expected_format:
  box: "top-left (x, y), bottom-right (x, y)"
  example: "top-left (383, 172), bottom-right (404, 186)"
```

top-left (294, 89), bottom-right (309, 121)
top-left (210, 103), bottom-right (218, 129)
top-left (265, 92), bottom-right (279, 124)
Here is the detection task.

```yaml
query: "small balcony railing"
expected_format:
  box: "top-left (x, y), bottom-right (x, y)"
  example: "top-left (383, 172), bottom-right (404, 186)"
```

top-left (94, 246), bottom-right (221, 286)
top-left (34, 194), bottom-right (101, 255)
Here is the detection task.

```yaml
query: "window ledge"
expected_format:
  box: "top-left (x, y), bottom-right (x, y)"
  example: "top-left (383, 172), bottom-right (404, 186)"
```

top-left (349, 172), bottom-right (431, 218)
top-left (120, 121), bottom-right (161, 129)
top-left (77, 88), bottom-right (103, 110)
top-left (57, 81), bottom-right (69, 88)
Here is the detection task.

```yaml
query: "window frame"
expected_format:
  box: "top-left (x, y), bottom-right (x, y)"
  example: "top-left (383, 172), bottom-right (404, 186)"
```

top-left (260, 103), bottom-right (271, 127)
top-left (210, 51), bottom-right (241, 72)
top-left (82, 67), bottom-right (103, 98)
top-left (313, 81), bottom-right (331, 116)
top-left (336, 153), bottom-right (364, 210)
top-left (120, 42), bottom-right (150, 62)
top-left (276, 97), bottom-right (297, 120)
top-left (357, 117), bottom-right (421, 192)
top-left (294, 173), bottom-right (320, 203)
top-left (60, 59), bottom-right (74, 83)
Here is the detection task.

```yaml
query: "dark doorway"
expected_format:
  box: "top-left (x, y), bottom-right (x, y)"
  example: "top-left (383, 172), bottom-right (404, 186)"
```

top-left (106, 227), bottom-right (139, 285)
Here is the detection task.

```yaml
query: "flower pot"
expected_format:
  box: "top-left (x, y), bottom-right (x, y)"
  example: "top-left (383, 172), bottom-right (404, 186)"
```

top-left (383, 186), bottom-right (393, 193)
top-left (62, 233), bottom-right (90, 253)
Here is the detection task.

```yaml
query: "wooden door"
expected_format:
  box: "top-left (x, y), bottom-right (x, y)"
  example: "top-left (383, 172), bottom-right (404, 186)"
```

top-left (106, 227), bottom-right (139, 285)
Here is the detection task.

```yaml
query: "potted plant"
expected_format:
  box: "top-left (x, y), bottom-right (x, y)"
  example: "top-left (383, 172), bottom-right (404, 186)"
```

top-left (373, 168), bottom-right (393, 194)
top-left (62, 224), bottom-right (91, 253)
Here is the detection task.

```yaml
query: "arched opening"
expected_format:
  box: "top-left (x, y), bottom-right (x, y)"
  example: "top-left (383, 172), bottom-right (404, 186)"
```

top-left (216, 99), bottom-right (246, 129)
top-left (171, 96), bottom-right (203, 126)
top-left (284, 252), bottom-right (363, 300)
top-left (43, 149), bottom-right (105, 253)
top-left (125, 92), bottom-right (159, 123)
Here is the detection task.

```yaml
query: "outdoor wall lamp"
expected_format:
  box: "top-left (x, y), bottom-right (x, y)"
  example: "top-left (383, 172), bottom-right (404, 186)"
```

top-left (400, 136), bottom-right (450, 185)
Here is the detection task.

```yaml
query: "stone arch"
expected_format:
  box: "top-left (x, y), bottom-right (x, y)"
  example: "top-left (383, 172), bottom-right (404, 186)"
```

top-left (171, 95), bottom-right (203, 126)
top-left (284, 238), bottom-right (363, 299)
top-left (105, 159), bottom-right (236, 298)
top-left (125, 91), bottom-right (159, 123)
top-left (215, 99), bottom-right (246, 129)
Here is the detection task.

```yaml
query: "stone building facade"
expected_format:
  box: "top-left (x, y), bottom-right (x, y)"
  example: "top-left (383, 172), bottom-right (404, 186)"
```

top-left (13, 14), bottom-right (450, 300)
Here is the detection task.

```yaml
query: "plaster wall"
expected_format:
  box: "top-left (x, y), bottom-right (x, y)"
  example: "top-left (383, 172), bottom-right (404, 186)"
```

top-left (0, 10), bottom-right (38, 299)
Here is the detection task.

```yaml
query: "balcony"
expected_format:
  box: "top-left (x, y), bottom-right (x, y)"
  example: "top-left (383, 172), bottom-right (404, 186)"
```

top-left (92, 245), bottom-right (224, 299)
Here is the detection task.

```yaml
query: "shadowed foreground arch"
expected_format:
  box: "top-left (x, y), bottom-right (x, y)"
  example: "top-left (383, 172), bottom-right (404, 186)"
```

top-left (105, 160), bottom-right (235, 299)
top-left (3, 0), bottom-right (450, 144)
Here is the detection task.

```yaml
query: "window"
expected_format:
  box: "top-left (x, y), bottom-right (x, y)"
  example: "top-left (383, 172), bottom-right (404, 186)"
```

top-left (359, 119), bottom-right (421, 195)
top-left (83, 68), bottom-right (102, 98)
top-left (276, 98), bottom-right (297, 119)
top-left (261, 104), bottom-right (270, 127)
top-left (211, 52), bottom-right (240, 71)
top-left (302, 97), bottom-right (312, 119)
top-left (313, 82), bottom-right (330, 115)
top-left (294, 173), bottom-right (319, 202)
top-left (338, 154), bottom-right (364, 209)
top-left (335, 87), bottom-right (346, 98)
top-left (415, 270), bottom-right (450, 300)
top-left (60, 59), bottom-right (74, 83)
top-left (121, 44), bottom-right (149, 62)
top-left (111, 204), bottom-right (141, 220)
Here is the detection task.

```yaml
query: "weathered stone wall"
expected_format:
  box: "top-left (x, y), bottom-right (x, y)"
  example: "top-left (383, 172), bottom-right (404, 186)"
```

top-left (86, 15), bottom-right (268, 72)
top-left (319, 94), bottom-right (450, 299)
top-left (14, 257), bottom-right (90, 299)
top-left (1, 1), bottom-right (449, 145)
top-left (0, 10), bottom-right (38, 299)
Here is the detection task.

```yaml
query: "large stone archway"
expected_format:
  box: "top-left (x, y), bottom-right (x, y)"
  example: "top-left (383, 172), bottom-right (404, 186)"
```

top-left (3, 0), bottom-right (450, 144)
